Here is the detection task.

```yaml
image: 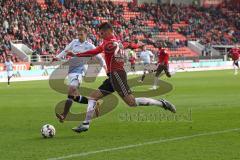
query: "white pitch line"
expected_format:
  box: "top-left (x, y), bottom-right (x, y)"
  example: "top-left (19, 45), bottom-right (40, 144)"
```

top-left (47, 128), bottom-right (240, 160)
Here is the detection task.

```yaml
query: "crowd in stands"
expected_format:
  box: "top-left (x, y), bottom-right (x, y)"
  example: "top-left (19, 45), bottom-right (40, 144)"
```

top-left (130, 3), bottom-right (240, 45)
top-left (0, 0), bottom-right (239, 63)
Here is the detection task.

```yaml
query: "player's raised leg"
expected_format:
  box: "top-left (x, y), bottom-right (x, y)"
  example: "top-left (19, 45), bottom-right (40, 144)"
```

top-left (110, 70), bottom-right (176, 112)
top-left (123, 95), bottom-right (176, 113)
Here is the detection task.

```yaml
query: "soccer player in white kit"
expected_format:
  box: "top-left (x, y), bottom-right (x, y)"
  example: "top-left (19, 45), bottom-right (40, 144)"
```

top-left (53, 26), bottom-right (106, 122)
top-left (138, 45), bottom-right (154, 83)
top-left (4, 56), bottom-right (14, 86)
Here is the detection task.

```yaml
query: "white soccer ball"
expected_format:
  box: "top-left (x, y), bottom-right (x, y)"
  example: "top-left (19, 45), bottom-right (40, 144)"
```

top-left (41, 124), bottom-right (56, 138)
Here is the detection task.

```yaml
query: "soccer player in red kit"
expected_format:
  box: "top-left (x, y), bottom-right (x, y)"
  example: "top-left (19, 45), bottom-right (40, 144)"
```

top-left (129, 55), bottom-right (136, 72)
top-left (229, 46), bottom-right (239, 75)
top-left (68, 22), bottom-right (176, 133)
top-left (150, 48), bottom-right (173, 90)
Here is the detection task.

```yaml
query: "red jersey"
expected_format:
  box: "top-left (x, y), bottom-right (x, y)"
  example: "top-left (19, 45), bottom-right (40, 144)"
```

top-left (158, 49), bottom-right (169, 65)
top-left (129, 57), bottom-right (136, 64)
top-left (230, 48), bottom-right (239, 61)
top-left (75, 35), bottom-right (124, 73)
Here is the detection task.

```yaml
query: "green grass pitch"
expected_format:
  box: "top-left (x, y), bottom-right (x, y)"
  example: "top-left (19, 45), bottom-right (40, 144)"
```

top-left (0, 70), bottom-right (240, 160)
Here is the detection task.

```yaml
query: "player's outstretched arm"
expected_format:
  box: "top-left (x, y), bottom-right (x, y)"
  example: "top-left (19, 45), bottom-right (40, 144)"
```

top-left (75, 46), bottom-right (103, 57)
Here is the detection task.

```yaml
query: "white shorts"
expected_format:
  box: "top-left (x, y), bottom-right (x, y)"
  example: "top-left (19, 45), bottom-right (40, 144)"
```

top-left (7, 71), bottom-right (13, 77)
top-left (68, 73), bottom-right (83, 87)
top-left (144, 63), bottom-right (156, 72)
top-left (143, 63), bottom-right (151, 71)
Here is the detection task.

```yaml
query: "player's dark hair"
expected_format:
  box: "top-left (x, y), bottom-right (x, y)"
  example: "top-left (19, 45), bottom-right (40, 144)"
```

top-left (98, 22), bottom-right (113, 31)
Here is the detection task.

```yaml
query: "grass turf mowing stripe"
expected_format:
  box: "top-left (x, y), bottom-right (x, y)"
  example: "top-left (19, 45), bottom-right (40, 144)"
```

top-left (47, 128), bottom-right (240, 160)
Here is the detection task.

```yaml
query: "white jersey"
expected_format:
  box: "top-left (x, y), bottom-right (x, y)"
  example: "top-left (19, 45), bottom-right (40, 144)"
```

top-left (139, 50), bottom-right (154, 64)
top-left (56, 39), bottom-right (106, 74)
top-left (5, 61), bottom-right (13, 71)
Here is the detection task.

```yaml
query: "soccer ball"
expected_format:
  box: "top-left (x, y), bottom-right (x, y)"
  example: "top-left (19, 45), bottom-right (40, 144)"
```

top-left (41, 124), bottom-right (56, 138)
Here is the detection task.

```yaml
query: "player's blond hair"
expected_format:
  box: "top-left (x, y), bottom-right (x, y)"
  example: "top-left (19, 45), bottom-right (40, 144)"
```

top-left (77, 26), bottom-right (88, 33)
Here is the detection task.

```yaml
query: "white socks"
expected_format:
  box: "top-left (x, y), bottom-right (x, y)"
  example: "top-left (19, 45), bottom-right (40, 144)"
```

top-left (135, 97), bottom-right (163, 106)
top-left (84, 99), bottom-right (96, 123)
